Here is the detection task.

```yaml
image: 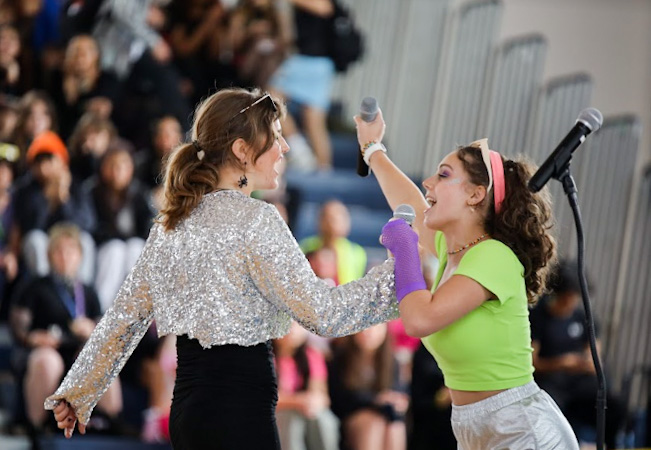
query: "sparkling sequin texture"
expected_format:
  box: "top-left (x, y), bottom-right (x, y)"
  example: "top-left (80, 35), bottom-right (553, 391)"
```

top-left (44, 190), bottom-right (398, 424)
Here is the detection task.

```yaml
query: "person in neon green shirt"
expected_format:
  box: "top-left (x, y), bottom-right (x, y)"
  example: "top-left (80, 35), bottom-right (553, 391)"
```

top-left (300, 200), bottom-right (367, 285)
top-left (353, 110), bottom-right (579, 449)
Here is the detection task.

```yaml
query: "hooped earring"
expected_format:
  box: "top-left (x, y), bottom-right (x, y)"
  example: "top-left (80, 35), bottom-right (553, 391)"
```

top-left (238, 162), bottom-right (248, 188)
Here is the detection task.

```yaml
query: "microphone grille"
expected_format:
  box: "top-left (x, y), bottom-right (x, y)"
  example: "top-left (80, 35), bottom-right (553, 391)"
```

top-left (394, 204), bottom-right (416, 226)
top-left (361, 97), bottom-right (378, 115)
top-left (577, 108), bottom-right (603, 132)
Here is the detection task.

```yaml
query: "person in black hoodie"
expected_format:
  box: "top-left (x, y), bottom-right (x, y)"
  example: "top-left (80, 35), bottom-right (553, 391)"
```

top-left (86, 140), bottom-right (154, 311)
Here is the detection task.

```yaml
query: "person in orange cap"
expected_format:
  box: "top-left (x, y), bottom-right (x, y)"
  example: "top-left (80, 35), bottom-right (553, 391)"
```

top-left (25, 130), bottom-right (69, 166)
top-left (13, 130), bottom-right (96, 284)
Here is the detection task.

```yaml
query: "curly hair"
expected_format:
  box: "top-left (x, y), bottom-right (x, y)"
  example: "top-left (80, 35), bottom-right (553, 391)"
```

top-left (457, 146), bottom-right (557, 304)
top-left (158, 87), bottom-right (285, 231)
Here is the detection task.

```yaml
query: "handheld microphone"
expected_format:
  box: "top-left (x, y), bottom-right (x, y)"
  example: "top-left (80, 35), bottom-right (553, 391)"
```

top-left (529, 108), bottom-right (603, 193)
top-left (393, 204), bottom-right (416, 226)
top-left (381, 203), bottom-right (416, 248)
top-left (357, 97), bottom-right (379, 177)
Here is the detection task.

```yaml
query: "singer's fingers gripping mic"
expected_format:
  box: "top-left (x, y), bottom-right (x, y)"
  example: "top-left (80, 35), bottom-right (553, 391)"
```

top-left (528, 108), bottom-right (603, 193)
top-left (357, 97), bottom-right (379, 177)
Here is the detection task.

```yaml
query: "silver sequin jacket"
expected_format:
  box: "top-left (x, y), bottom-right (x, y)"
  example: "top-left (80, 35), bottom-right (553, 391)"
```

top-left (45, 190), bottom-right (398, 423)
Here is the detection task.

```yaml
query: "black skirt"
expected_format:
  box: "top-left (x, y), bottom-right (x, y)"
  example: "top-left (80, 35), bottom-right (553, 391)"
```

top-left (169, 336), bottom-right (280, 450)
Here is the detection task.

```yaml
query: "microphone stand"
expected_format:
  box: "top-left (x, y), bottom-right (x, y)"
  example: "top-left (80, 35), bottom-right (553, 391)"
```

top-left (556, 164), bottom-right (607, 450)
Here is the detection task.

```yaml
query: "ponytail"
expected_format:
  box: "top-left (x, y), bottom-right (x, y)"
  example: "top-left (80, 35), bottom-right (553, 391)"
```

top-left (158, 142), bottom-right (222, 231)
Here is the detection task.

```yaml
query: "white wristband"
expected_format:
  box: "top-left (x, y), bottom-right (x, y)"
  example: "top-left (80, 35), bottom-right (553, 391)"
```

top-left (363, 142), bottom-right (387, 165)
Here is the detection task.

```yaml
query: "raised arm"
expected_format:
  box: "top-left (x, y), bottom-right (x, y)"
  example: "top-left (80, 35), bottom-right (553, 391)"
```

top-left (246, 203), bottom-right (398, 336)
top-left (354, 110), bottom-right (437, 257)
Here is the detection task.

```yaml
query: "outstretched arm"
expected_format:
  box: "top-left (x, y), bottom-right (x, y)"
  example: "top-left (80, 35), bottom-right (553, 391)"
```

top-left (44, 226), bottom-right (161, 436)
top-left (354, 111), bottom-right (437, 258)
top-left (247, 203), bottom-right (398, 337)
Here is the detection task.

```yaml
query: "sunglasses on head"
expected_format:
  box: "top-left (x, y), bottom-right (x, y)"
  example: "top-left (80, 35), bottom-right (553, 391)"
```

top-left (230, 93), bottom-right (277, 122)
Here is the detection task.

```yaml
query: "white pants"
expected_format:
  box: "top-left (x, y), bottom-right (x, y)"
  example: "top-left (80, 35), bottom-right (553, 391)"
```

top-left (451, 381), bottom-right (580, 450)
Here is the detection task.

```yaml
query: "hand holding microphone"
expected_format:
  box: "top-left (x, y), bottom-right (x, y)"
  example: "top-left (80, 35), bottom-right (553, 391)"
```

top-left (354, 97), bottom-right (386, 177)
top-left (380, 205), bottom-right (426, 302)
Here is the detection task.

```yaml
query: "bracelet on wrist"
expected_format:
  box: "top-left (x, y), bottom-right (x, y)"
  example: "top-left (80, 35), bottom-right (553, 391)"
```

top-left (362, 142), bottom-right (387, 165)
top-left (361, 140), bottom-right (376, 153)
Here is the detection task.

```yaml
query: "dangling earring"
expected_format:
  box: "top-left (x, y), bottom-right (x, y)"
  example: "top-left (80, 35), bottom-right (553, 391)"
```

top-left (238, 162), bottom-right (248, 188)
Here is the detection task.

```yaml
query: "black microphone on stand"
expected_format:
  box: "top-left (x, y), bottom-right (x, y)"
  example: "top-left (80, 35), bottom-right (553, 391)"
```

top-left (529, 108), bottom-right (603, 192)
top-left (357, 97), bottom-right (379, 177)
top-left (528, 106), bottom-right (607, 450)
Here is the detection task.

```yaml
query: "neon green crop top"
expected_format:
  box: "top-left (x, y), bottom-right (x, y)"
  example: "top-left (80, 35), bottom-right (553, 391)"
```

top-left (421, 231), bottom-right (534, 391)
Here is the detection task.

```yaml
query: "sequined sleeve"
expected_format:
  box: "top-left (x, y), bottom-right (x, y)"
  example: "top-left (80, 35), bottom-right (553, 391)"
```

top-left (247, 203), bottom-right (398, 337)
top-left (43, 227), bottom-right (158, 424)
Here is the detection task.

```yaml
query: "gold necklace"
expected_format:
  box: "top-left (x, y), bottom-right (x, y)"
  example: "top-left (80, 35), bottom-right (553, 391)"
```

top-left (447, 234), bottom-right (489, 255)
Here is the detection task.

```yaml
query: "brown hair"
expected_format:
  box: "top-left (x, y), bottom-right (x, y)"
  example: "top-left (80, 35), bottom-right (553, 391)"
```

top-left (338, 333), bottom-right (395, 392)
top-left (457, 146), bottom-right (557, 304)
top-left (68, 112), bottom-right (118, 157)
top-left (11, 90), bottom-right (58, 155)
top-left (158, 88), bottom-right (285, 231)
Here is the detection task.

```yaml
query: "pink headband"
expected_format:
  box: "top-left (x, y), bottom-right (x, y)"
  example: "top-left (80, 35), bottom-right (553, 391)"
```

top-left (489, 150), bottom-right (505, 214)
top-left (470, 139), bottom-right (505, 214)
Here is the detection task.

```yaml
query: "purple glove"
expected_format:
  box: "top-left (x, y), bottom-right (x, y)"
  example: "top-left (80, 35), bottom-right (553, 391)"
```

top-left (381, 219), bottom-right (427, 302)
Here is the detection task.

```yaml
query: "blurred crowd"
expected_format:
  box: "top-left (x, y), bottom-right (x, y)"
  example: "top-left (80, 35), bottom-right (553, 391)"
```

top-left (0, 0), bottom-right (627, 449)
top-left (0, 1), bottom-right (441, 448)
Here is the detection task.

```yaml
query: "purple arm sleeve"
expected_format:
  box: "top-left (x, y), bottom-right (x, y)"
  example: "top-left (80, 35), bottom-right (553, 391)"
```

top-left (381, 219), bottom-right (427, 302)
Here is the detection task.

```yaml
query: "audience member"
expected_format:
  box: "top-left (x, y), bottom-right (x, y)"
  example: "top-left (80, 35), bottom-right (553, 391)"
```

top-left (135, 115), bottom-right (183, 211)
top-left (274, 320), bottom-right (339, 450)
top-left (228, 0), bottom-right (288, 88)
top-left (329, 323), bottom-right (408, 450)
top-left (386, 319), bottom-right (420, 385)
top-left (49, 34), bottom-right (120, 139)
top-left (8, 223), bottom-right (121, 438)
top-left (166, 0), bottom-right (234, 105)
top-left (10, 90), bottom-right (57, 174)
top-left (270, 0), bottom-right (335, 170)
top-left (92, 0), bottom-right (191, 135)
top-left (0, 1), bottom-right (19, 27)
top-left (139, 333), bottom-right (177, 443)
top-left (408, 342), bottom-right (455, 450)
top-left (0, 154), bottom-right (17, 315)
top-left (67, 112), bottom-right (118, 182)
top-left (0, 102), bottom-right (18, 141)
top-left (300, 200), bottom-right (367, 286)
top-left (87, 141), bottom-right (154, 311)
top-left (530, 259), bottom-right (627, 449)
top-left (0, 24), bottom-right (25, 98)
top-left (12, 130), bottom-right (96, 283)
top-left (136, 115), bottom-right (182, 189)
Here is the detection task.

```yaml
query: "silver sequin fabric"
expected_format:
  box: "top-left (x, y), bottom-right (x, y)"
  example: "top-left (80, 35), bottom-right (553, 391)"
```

top-left (44, 190), bottom-right (398, 424)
